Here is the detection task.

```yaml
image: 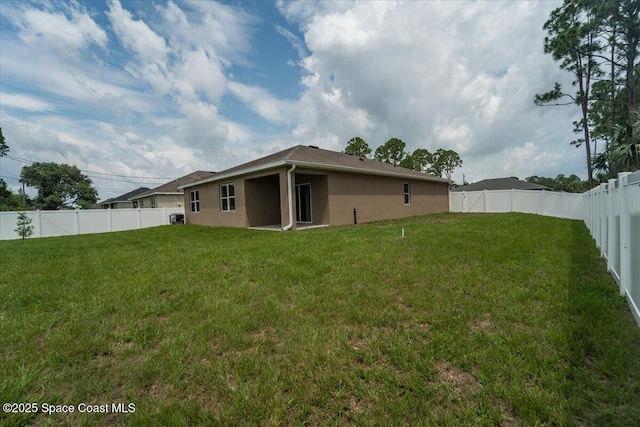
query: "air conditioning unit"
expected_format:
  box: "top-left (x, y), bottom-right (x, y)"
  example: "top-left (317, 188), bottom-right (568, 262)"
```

top-left (169, 213), bottom-right (185, 224)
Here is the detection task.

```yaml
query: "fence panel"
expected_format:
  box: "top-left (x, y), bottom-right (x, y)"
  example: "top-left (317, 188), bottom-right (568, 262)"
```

top-left (583, 171), bottom-right (640, 328)
top-left (485, 190), bottom-right (512, 212)
top-left (451, 189), bottom-right (584, 219)
top-left (0, 208), bottom-right (184, 240)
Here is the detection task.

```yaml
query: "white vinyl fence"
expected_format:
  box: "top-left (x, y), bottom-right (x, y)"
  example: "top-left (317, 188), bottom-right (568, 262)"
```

top-left (0, 207), bottom-right (185, 240)
top-left (583, 171), bottom-right (640, 327)
top-left (450, 176), bottom-right (640, 327)
top-left (449, 189), bottom-right (584, 219)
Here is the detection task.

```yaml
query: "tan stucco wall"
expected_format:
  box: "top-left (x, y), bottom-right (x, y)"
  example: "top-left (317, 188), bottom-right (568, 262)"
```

top-left (183, 166), bottom-right (448, 229)
top-left (293, 171), bottom-right (329, 227)
top-left (326, 171), bottom-right (449, 226)
top-left (245, 174), bottom-right (281, 227)
top-left (184, 167), bottom-right (289, 228)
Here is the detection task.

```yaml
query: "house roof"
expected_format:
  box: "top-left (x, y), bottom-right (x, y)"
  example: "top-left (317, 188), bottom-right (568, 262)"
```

top-left (179, 145), bottom-right (449, 189)
top-left (98, 187), bottom-right (150, 205)
top-left (130, 171), bottom-right (217, 200)
top-left (451, 177), bottom-right (550, 192)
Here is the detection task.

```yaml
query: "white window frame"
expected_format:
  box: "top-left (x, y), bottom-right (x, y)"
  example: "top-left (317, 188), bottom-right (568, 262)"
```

top-left (190, 190), bottom-right (200, 213)
top-left (404, 182), bottom-right (411, 205)
top-left (220, 183), bottom-right (235, 212)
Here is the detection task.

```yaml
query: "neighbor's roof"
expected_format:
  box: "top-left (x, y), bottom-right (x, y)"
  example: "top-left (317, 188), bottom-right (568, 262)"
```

top-left (179, 145), bottom-right (449, 189)
top-left (451, 177), bottom-right (550, 192)
top-left (130, 171), bottom-right (217, 200)
top-left (98, 187), bottom-right (150, 205)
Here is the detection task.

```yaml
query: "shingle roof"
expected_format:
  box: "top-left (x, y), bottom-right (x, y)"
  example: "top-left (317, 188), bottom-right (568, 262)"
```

top-left (130, 171), bottom-right (217, 200)
top-left (180, 145), bottom-right (449, 189)
top-left (451, 177), bottom-right (550, 192)
top-left (98, 187), bottom-right (150, 205)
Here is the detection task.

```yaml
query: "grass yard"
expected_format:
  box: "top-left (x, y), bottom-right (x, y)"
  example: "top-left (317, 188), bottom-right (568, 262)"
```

top-left (1, 213), bottom-right (639, 426)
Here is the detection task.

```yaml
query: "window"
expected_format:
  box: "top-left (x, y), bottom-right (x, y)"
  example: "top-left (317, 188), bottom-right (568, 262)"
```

top-left (151, 195), bottom-right (157, 208)
top-left (190, 190), bottom-right (200, 212)
top-left (404, 182), bottom-right (410, 205)
top-left (220, 183), bottom-right (235, 211)
top-left (132, 201), bottom-right (138, 208)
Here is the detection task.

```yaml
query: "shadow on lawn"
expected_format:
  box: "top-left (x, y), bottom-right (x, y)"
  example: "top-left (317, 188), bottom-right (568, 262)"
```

top-left (566, 220), bottom-right (640, 425)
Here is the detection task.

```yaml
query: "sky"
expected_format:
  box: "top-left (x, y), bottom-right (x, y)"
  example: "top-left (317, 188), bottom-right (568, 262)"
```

top-left (0, 0), bottom-right (586, 201)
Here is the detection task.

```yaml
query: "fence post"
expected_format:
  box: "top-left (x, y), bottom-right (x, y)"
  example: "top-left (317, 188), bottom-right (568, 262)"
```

top-left (107, 208), bottom-right (112, 232)
top-left (511, 189), bottom-right (515, 212)
top-left (74, 209), bottom-right (80, 235)
top-left (606, 178), bottom-right (617, 272)
top-left (462, 191), bottom-right (467, 213)
top-left (137, 209), bottom-right (141, 229)
top-left (36, 209), bottom-right (42, 238)
top-left (483, 190), bottom-right (488, 213)
top-left (618, 172), bottom-right (631, 296)
top-left (163, 207), bottom-right (168, 224)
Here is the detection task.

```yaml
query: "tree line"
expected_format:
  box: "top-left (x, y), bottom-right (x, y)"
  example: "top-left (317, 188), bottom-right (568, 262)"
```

top-left (0, 128), bottom-right (98, 211)
top-left (344, 136), bottom-right (463, 180)
top-left (525, 174), bottom-right (590, 193)
top-left (535, 0), bottom-right (640, 186)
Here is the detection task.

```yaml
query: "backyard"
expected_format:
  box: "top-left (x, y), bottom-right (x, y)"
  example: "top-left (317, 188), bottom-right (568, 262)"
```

top-left (1, 213), bottom-right (639, 426)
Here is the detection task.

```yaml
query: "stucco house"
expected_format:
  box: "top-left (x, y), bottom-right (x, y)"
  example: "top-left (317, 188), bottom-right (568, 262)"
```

top-left (95, 187), bottom-right (150, 209)
top-left (129, 171), bottom-right (216, 208)
top-left (178, 145), bottom-right (450, 230)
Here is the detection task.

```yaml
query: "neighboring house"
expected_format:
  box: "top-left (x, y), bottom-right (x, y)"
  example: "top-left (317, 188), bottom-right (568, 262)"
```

top-left (129, 171), bottom-right (217, 208)
top-left (95, 187), bottom-right (150, 209)
top-left (451, 177), bottom-right (550, 192)
top-left (178, 145), bottom-right (450, 230)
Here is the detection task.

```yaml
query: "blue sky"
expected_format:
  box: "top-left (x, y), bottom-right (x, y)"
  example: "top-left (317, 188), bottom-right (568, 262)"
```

top-left (0, 0), bottom-right (584, 201)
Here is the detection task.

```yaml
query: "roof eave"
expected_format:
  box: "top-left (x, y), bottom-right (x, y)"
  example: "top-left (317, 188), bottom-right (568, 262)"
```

top-left (178, 160), bottom-right (288, 189)
top-left (179, 158), bottom-right (449, 188)
top-left (287, 160), bottom-right (450, 183)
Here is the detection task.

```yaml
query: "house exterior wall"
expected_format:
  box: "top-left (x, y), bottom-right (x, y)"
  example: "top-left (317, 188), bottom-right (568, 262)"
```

top-left (135, 194), bottom-right (184, 209)
top-left (100, 201), bottom-right (135, 209)
top-left (245, 174), bottom-right (281, 227)
top-left (185, 167), bottom-right (289, 228)
top-left (325, 171), bottom-right (449, 226)
top-left (183, 166), bottom-right (448, 229)
top-left (157, 194), bottom-right (184, 208)
top-left (292, 170), bottom-right (329, 228)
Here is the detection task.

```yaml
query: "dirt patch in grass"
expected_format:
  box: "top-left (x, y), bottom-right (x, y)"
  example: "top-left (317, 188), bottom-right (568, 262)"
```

top-left (395, 295), bottom-right (412, 311)
top-left (493, 397), bottom-right (520, 427)
top-left (469, 314), bottom-right (493, 332)
top-left (434, 360), bottom-right (479, 397)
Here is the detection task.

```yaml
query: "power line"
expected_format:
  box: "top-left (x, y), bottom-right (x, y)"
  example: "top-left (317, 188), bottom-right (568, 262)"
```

top-left (3, 154), bottom-right (178, 184)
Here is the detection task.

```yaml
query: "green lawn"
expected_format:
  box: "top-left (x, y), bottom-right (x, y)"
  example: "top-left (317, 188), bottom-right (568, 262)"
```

top-left (1, 213), bottom-right (639, 426)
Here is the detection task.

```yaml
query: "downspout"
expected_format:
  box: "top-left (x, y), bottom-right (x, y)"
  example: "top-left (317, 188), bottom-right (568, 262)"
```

top-left (282, 164), bottom-right (296, 231)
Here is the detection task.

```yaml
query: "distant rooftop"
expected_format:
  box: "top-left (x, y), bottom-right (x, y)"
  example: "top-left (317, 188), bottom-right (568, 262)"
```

top-left (130, 171), bottom-right (217, 200)
top-left (451, 177), bottom-right (550, 192)
top-left (97, 186), bottom-right (150, 205)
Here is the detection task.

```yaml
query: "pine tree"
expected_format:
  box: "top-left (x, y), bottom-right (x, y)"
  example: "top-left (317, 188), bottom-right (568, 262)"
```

top-left (15, 211), bottom-right (34, 240)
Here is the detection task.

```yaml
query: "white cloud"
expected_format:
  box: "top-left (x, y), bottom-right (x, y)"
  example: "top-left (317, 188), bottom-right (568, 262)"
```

top-left (11, 2), bottom-right (107, 55)
top-left (273, 0), bottom-right (584, 182)
top-left (1, 0), bottom-right (590, 195)
top-left (107, 0), bottom-right (168, 66)
top-left (0, 93), bottom-right (54, 112)
top-left (228, 81), bottom-right (297, 124)
top-left (275, 25), bottom-right (307, 59)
